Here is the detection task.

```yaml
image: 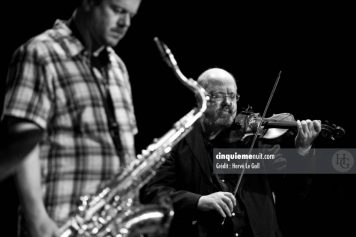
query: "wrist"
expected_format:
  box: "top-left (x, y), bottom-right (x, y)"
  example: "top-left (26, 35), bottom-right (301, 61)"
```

top-left (197, 195), bottom-right (206, 210)
top-left (297, 145), bottom-right (312, 156)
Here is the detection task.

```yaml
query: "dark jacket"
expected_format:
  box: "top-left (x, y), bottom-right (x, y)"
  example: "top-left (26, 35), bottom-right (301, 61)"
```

top-left (140, 122), bottom-right (291, 237)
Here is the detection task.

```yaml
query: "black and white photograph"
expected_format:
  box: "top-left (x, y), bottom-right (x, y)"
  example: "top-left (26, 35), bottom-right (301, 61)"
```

top-left (1, 1), bottom-right (354, 236)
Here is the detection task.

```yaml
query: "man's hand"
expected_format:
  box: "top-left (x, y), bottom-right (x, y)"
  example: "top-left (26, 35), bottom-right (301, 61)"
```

top-left (295, 119), bottom-right (321, 150)
top-left (197, 192), bottom-right (236, 218)
top-left (27, 211), bottom-right (60, 237)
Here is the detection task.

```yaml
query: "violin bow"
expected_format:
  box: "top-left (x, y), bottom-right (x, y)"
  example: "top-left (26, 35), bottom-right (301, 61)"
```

top-left (233, 71), bottom-right (282, 196)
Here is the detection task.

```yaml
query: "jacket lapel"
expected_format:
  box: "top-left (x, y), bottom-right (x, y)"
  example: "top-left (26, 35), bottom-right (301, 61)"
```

top-left (185, 123), bottom-right (215, 185)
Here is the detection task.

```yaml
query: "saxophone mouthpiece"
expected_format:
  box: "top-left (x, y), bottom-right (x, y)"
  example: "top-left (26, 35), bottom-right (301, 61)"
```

top-left (154, 37), bottom-right (177, 69)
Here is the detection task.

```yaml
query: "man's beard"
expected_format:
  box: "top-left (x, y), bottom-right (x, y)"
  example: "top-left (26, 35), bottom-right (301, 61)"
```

top-left (203, 108), bottom-right (236, 130)
top-left (214, 115), bottom-right (234, 128)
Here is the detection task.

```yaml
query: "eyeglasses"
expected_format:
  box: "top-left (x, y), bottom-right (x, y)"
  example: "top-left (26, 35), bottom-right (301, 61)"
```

top-left (208, 93), bottom-right (240, 102)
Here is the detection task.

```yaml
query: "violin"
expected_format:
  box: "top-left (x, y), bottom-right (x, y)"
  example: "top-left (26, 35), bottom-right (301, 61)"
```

top-left (226, 71), bottom-right (346, 195)
top-left (220, 106), bottom-right (345, 144)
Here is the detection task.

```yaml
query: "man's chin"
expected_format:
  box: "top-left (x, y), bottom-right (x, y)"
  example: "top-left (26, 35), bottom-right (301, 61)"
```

top-left (106, 39), bottom-right (120, 47)
top-left (106, 35), bottom-right (123, 47)
top-left (216, 117), bottom-right (234, 127)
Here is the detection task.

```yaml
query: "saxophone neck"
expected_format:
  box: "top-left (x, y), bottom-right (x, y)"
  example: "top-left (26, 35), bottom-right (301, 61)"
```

top-left (154, 37), bottom-right (207, 116)
top-left (190, 79), bottom-right (208, 117)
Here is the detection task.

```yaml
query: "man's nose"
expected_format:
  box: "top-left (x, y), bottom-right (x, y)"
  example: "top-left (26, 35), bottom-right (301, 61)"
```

top-left (222, 96), bottom-right (233, 105)
top-left (118, 12), bottom-right (131, 27)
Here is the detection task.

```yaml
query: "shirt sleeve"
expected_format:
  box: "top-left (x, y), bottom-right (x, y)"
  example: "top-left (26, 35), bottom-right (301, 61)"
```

top-left (2, 43), bottom-right (53, 129)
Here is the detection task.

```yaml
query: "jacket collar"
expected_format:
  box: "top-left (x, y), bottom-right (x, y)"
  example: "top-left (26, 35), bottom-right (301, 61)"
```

top-left (185, 122), bottom-right (215, 185)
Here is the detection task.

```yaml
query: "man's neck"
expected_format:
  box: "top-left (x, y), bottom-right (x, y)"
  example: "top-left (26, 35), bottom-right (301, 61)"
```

top-left (72, 10), bottom-right (101, 53)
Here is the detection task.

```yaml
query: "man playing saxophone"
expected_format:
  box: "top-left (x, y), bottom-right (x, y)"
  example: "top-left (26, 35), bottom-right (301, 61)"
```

top-left (1, 0), bottom-right (142, 236)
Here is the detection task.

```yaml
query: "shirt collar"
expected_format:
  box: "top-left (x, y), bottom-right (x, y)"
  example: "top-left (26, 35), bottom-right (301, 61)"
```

top-left (52, 19), bottom-right (116, 64)
top-left (53, 19), bottom-right (86, 58)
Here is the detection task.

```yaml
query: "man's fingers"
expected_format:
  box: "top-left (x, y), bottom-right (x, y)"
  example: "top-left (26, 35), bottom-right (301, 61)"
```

top-left (301, 120), bottom-right (308, 134)
top-left (307, 119), bottom-right (313, 133)
top-left (217, 199), bottom-right (231, 217)
top-left (198, 192), bottom-right (237, 218)
top-left (297, 120), bottom-right (305, 138)
top-left (223, 192), bottom-right (237, 207)
top-left (313, 120), bottom-right (322, 133)
top-left (213, 202), bottom-right (226, 218)
top-left (221, 195), bottom-right (234, 212)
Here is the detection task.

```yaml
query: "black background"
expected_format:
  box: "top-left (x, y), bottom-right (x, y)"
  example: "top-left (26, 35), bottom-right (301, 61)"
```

top-left (1, 1), bottom-right (355, 236)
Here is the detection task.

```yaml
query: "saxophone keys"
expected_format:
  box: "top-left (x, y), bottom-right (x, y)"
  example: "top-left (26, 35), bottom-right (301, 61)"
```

top-left (164, 147), bottom-right (172, 154)
top-left (98, 217), bottom-right (107, 225)
top-left (126, 198), bottom-right (133, 207)
top-left (141, 149), bottom-right (149, 156)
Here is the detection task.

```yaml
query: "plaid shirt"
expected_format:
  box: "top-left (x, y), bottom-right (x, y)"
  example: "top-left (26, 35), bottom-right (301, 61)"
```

top-left (3, 20), bottom-right (137, 224)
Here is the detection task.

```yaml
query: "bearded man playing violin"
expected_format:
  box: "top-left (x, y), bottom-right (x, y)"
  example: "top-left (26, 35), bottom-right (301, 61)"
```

top-left (141, 68), bottom-right (321, 237)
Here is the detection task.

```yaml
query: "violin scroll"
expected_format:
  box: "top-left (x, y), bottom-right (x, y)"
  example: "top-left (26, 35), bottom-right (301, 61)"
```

top-left (320, 121), bottom-right (346, 141)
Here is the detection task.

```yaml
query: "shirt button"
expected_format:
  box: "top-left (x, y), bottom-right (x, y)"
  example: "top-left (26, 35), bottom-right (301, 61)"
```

top-left (221, 179), bottom-right (225, 183)
top-left (231, 212), bottom-right (236, 217)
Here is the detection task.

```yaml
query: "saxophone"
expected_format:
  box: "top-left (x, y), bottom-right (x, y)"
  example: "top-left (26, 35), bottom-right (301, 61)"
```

top-left (59, 38), bottom-right (208, 237)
